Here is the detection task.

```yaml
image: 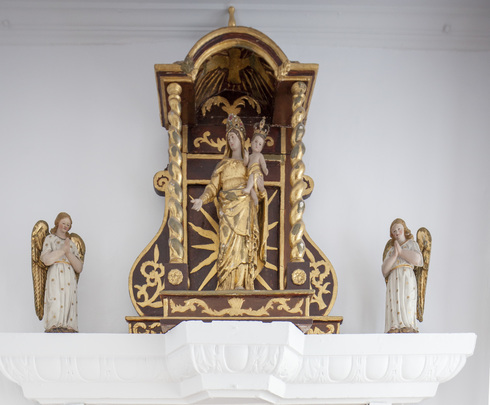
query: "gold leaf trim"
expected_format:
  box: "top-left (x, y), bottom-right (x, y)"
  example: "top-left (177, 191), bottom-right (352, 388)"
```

top-left (194, 131), bottom-right (227, 152)
top-left (131, 322), bottom-right (161, 334)
top-left (194, 130), bottom-right (275, 153)
top-left (306, 324), bottom-right (335, 335)
top-left (169, 297), bottom-right (304, 317)
top-left (201, 95), bottom-right (261, 120)
top-left (134, 246), bottom-right (166, 309)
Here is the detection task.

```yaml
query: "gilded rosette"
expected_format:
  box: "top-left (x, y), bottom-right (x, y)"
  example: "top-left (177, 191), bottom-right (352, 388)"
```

top-left (166, 83), bottom-right (184, 263)
top-left (290, 82), bottom-right (307, 261)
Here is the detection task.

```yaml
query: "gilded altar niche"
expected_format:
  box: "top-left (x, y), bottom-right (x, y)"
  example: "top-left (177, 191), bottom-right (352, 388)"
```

top-left (126, 16), bottom-right (342, 334)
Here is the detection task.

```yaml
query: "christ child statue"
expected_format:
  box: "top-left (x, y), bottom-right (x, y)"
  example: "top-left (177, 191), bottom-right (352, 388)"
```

top-left (243, 117), bottom-right (269, 205)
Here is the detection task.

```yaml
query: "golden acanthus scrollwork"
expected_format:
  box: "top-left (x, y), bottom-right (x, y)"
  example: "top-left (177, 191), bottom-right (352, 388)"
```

top-left (193, 131), bottom-right (227, 152)
top-left (134, 245), bottom-right (166, 310)
top-left (130, 322), bottom-right (162, 334)
top-left (305, 234), bottom-right (337, 315)
top-left (169, 297), bottom-right (305, 317)
top-left (194, 130), bottom-right (274, 153)
top-left (306, 325), bottom-right (335, 335)
top-left (201, 95), bottom-right (261, 120)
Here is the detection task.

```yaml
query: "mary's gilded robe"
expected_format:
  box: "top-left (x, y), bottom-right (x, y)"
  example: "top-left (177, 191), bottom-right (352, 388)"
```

top-left (200, 158), bottom-right (267, 290)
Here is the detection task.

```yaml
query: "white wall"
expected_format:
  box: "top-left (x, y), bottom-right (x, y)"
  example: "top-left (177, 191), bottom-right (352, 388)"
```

top-left (0, 36), bottom-right (488, 404)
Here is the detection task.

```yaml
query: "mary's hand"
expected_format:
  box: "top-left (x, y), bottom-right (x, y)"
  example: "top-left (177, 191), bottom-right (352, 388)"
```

top-left (191, 198), bottom-right (203, 211)
top-left (243, 149), bottom-right (249, 165)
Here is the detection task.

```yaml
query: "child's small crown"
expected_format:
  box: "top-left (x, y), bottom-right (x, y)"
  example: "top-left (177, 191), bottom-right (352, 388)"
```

top-left (253, 117), bottom-right (270, 140)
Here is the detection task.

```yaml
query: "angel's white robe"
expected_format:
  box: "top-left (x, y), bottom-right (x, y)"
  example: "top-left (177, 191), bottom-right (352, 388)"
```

top-left (384, 238), bottom-right (423, 333)
top-left (40, 234), bottom-right (80, 332)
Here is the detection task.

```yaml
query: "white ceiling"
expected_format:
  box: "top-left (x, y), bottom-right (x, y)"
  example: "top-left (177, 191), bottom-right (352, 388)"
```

top-left (0, 0), bottom-right (489, 50)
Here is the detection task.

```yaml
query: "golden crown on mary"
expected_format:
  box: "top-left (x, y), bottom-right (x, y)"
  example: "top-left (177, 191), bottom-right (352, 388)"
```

top-left (226, 113), bottom-right (246, 138)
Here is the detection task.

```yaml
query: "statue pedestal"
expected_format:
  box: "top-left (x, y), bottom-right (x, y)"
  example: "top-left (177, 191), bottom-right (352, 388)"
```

top-left (0, 321), bottom-right (476, 405)
top-left (159, 289), bottom-right (338, 333)
top-left (126, 290), bottom-right (343, 334)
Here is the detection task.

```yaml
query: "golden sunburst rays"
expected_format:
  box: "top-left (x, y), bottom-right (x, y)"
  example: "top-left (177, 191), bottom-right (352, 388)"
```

top-left (195, 68), bottom-right (226, 108)
top-left (242, 55), bottom-right (274, 105)
top-left (188, 199), bottom-right (220, 291)
top-left (255, 189), bottom-right (279, 290)
top-left (255, 274), bottom-right (271, 290)
top-left (189, 189), bottom-right (279, 291)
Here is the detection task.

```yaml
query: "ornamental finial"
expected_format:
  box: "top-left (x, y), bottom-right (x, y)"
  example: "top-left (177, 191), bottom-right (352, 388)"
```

top-left (228, 6), bottom-right (236, 27)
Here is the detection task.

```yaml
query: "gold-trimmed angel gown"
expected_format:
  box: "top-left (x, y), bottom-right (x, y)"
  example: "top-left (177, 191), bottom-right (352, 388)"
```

top-left (199, 158), bottom-right (267, 290)
top-left (384, 238), bottom-right (423, 333)
top-left (40, 234), bottom-right (80, 332)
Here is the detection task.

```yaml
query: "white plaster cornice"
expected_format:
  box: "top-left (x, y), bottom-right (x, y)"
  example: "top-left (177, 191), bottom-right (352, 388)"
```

top-left (0, 321), bottom-right (477, 405)
top-left (0, 0), bottom-right (489, 50)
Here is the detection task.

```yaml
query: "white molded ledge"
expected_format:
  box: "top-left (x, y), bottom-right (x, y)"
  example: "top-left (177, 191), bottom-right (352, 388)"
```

top-left (0, 321), bottom-right (476, 405)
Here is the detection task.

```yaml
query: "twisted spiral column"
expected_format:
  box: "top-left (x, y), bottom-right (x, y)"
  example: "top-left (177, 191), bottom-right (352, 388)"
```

top-left (166, 83), bottom-right (184, 263)
top-left (289, 82), bottom-right (307, 262)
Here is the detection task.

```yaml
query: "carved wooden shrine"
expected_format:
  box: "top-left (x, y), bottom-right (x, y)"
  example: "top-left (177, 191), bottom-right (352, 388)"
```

top-left (126, 15), bottom-right (342, 334)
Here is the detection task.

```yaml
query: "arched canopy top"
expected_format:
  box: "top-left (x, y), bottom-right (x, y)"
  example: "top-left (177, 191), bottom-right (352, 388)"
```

top-left (184, 26), bottom-right (291, 81)
top-left (155, 25), bottom-right (318, 128)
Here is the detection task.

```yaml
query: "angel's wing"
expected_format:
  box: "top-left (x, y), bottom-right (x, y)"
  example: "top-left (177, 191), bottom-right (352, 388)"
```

top-left (382, 239), bottom-right (393, 283)
top-left (31, 220), bottom-right (49, 320)
top-left (414, 227), bottom-right (432, 322)
top-left (70, 233), bottom-right (85, 282)
top-left (382, 239), bottom-right (393, 262)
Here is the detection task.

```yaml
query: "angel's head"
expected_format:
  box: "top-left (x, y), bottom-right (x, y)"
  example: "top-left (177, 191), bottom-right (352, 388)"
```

top-left (390, 218), bottom-right (413, 243)
top-left (51, 212), bottom-right (72, 237)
